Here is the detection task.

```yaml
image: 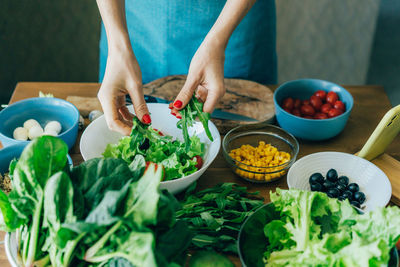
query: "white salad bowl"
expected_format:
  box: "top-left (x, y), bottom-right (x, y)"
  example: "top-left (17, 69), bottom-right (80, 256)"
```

top-left (80, 103), bottom-right (221, 194)
top-left (287, 151), bottom-right (392, 212)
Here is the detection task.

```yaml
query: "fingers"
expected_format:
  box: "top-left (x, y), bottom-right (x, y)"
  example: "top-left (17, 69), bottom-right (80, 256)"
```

top-left (119, 106), bottom-right (134, 126)
top-left (98, 90), bottom-right (132, 136)
top-left (203, 83), bottom-right (225, 114)
top-left (173, 76), bottom-right (199, 110)
top-left (126, 85), bottom-right (151, 124)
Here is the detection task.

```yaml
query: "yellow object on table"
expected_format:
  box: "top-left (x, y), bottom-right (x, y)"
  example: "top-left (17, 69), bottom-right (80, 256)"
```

top-left (229, 141), bottom-right (291, 181)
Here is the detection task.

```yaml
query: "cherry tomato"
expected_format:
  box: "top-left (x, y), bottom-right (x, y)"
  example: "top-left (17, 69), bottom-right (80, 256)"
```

top-left (321, 103), bottom-right (333, 114)
top-left (302, 115), bottom-right (313, 119)
top-left (326, 91), bottom-right (339, 105)
top-left (292, 108), bottom-right (301, 117)
top-left (328, 108), bottom-right (343, 118)
top-left (284, 108), bottom-right (292, 114)
top-left (192, 155), bottom-right (203, 169)
top-left (294, 99), bottom-right (302, 109)
top-left (310, 95), bottom-right (323, 111)
top-left (313, 90), bottom-right (327, 101)
top-left (300, 105), bottom-right (315, 116)
top-left (333, 100), bottom-right (346, 112)
top-left (302, 100), bottom-right (311, 106)
top-left (314, 112), bottom-right (328, 119)
top-left (282, 97), bottom-right (294, 111)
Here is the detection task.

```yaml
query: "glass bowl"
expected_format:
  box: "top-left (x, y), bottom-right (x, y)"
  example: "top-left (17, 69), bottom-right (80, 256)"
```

top-left (222, 124), bottom-right (299, 183)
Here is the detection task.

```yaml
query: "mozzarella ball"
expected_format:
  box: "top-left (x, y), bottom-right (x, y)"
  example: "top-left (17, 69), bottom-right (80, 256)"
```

top-left (44, 121), bottom-right (62, 134)
top-left (28, 125), bottom-right (44, 140)
top-left (44, 129), bottom-right (58, 136)
top-left (23, 119), bottom-right (40, 130)
top-left (13, 127), bottom-right (28, 141)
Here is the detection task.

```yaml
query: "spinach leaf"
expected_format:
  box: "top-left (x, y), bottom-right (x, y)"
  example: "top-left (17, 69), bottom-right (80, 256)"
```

top-left (11, 136), bottom-right (68, 266)
top-left (43, 171), bottom-right (83, 267)
top-left (177, 96), bottom-right (213, 151)
top-left (177, 183), bottom-right (264, 254)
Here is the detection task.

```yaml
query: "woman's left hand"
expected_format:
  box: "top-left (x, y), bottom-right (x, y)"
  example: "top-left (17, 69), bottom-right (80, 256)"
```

top-left (170, 39), bottom-right (226, 117)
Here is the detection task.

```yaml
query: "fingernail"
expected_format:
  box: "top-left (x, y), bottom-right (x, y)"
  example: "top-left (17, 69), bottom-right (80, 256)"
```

top-left (176, 115), bottom-right (182, 119)
top-left (168, 106), bottom-right (173, 109)
top-left (174, 100), bottom-right (182, 108)
top-left (142, 114), bottom-right (151, 124)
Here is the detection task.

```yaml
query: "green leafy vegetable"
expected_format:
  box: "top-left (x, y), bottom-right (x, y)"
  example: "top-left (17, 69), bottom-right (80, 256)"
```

top-left (177, 183), bottom-right (264, 254)
top-left (103, 117), bottom-right (205, 181)
top-left (263, 189), bottom-right (400, 267)
top-left (176, 96), bottom-right (213, 151)
top-left (0, 136), bottom-right (192, 266)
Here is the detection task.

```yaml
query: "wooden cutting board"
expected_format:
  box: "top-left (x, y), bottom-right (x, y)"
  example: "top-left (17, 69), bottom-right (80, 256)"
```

top-left (369, 154), bottom-right (400, 206)
top-left (143, 75), bottom-right (275, 133)
top-left (67, 75), bottom-right (275, 134)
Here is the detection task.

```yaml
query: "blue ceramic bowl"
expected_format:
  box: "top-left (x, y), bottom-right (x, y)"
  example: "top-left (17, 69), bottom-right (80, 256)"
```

top-left (274, 79), bottom-right (354, 141)
top-left (0, 98), bottom-right (79, 149)
top-left (0, 143), bottom-right (73, 175)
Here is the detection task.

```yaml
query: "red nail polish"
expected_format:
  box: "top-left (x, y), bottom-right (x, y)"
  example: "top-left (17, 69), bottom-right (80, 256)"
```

top-left (142, 114), bottom-right (151, 124)
top-left (176, 115), bottom-right (182, 119)
top-left (174, 100), bottom-right (183, 108)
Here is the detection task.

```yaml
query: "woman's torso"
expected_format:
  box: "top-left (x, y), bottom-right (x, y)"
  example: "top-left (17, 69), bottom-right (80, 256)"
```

top-left (99, 0), bottom-right (276, 84)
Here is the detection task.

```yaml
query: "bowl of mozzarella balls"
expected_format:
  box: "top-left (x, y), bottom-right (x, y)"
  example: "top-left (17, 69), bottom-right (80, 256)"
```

top-left (0, 97), bottom-right (80, 149)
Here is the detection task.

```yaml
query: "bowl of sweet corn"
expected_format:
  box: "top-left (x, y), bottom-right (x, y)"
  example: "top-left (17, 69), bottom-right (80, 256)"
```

top-left (222, 124), bottom-right (299, 183)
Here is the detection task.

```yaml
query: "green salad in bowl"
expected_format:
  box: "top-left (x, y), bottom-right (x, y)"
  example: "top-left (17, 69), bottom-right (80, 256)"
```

top-left (239, 188), bottom-right (400, 267)
top-left (103, 117), bottom-right (205, 181)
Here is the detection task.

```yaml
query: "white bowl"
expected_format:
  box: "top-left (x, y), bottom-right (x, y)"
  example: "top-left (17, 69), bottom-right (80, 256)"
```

top-left (80, 103), bottom-right (221, 194)
top-left (287, 152), bottom-right (392, 211)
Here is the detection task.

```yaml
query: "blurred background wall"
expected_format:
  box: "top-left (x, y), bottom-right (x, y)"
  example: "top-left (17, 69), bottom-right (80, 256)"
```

top-left (0, 0), bottom-right (100, 104)
top-left (1, 0), bottom-right (399, 106)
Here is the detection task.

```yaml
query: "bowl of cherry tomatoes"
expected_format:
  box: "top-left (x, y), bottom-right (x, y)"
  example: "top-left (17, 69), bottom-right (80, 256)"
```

top-left (274, 79), bottom-right (353, 140)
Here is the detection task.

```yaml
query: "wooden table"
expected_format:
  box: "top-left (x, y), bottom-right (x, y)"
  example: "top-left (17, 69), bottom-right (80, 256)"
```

top-left (1, 82), bottom-right (399, 266)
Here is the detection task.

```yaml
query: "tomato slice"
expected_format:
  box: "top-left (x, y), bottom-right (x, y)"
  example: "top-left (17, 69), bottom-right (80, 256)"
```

top-left (192, 155), bottom-right (203, 169)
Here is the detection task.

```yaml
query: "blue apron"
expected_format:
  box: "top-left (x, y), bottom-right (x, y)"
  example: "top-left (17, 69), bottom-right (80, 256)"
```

top-left (99, 0), bottom-right (277, 85)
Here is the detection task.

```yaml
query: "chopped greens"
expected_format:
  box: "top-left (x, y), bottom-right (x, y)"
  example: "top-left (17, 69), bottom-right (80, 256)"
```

top-left (263, 189), bottom-right (400, 267)
top-left (103, 117), bottom-right (205, 181)
top-left (177, 97), bottom-right (214, 151)
top-left (0, 136), bottom-right (192, 266)
top-left (176, 183), bottom-right (264, 254)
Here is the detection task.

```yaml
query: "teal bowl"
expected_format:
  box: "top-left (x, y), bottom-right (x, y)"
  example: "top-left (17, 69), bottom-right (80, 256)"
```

top-left (0, 98), bottom-right (79, 149)
top-left (238, 203), bottom-right (399, 267)
top-left (274, 79), bottom-right (353, 141)
top-left (0, 143), bottom-right (73, 175)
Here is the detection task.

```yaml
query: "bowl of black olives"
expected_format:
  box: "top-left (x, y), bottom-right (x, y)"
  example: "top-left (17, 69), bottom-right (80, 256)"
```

top-left (287, 151), bottom-right (392, 211)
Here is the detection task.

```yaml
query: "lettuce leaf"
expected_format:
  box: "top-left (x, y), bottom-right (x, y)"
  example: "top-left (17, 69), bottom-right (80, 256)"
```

top-left (263, 189), bottom-right (400, 267)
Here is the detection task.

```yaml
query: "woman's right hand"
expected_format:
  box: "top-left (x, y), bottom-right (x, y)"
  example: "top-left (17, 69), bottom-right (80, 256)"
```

top-left (98, 49), bottom-right (151, 136)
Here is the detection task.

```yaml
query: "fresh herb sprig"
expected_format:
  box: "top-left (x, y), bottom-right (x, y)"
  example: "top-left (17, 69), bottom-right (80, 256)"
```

top-left (177, 97), bottom-right (214, 151)
top-left (176, 183), bottom-right (264, 254)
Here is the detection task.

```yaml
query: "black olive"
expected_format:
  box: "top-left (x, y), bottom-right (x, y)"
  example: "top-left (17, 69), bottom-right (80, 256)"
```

top-left (310, 182), bottom-right (323, 192)
top-left (341, 190), bottom-right (353, 200)
top-left (353, 191), bottom-right (366, 204)
top-left (326, 169), bottom-right (338, 182)
top-left (347, 183), bottom-right (359, 193)
top-left (337, 176), bottom-right (349, 186)
top-left (338, 196), bottom-right (346, 201)
top-left (350, 201), bottom-right (361, 208)
top-left (139, 138), bottom-right (150, 150)
top-left (336, 183), bottom-right (347, 192)
top-left (309, 173), bottom-right (324, 184)
top-left (323, 180), bottom-right (335, 189)
top-left (327, 188), bottom-right (340, 198)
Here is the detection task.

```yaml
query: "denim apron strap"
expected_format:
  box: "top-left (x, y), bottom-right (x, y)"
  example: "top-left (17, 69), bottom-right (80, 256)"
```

top-left (99, 0), bottom-right (276, 85)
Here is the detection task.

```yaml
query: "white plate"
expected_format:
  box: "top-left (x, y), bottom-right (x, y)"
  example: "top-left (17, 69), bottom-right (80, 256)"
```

top-left (287, 151), bottom-right (392, 211)
top-left (80, 103), bottom-right (221, 194)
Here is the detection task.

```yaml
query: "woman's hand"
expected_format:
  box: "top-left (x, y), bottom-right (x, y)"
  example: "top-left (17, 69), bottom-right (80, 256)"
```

top-left (98, 49), bottom-right (151, 136)
top-left (170, 39), bottom-right (226, 117)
